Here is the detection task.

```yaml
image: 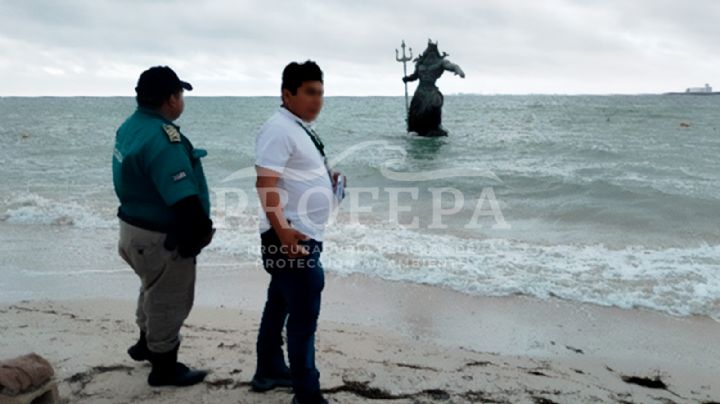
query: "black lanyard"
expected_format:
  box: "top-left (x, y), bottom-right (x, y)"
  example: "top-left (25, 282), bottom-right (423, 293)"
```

top-left (295, 121), bottom-right (326, 158)
top-left (295, 121), bottom-right (333, 181)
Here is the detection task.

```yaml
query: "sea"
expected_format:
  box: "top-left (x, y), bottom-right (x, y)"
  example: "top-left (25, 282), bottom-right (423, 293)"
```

top-left (1, 95), bottom-right (718, 320)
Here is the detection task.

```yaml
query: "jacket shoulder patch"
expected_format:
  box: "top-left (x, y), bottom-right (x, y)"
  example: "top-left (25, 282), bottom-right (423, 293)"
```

top-left (163, 124), bottom-right (181, 143)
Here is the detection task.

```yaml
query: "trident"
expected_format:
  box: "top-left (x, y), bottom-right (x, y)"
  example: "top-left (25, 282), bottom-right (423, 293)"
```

top-left (395, 40), bottom-right (413, 118)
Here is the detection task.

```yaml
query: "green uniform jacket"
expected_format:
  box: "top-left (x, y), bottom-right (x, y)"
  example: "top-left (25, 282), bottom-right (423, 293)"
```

top-left (112, 107), bottom-right (210, 232)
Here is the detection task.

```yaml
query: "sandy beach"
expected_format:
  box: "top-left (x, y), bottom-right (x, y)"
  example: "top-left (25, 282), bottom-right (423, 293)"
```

top-left (3, 1), bottom-right (720, 402)
top-left (2, 263), bottom-right (719, 404)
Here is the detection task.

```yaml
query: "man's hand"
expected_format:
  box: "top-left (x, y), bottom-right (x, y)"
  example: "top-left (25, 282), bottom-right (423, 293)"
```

top-left (276, 226), bottom-right (310, 258)
top-left (331, 171), bottom-right (346, 188)
top-left (199, 228), bottom-right (215, 251)
top-left (256, 165), bottom-right (311, 258)
top-left (171, 196), bottom-right (214, 258)
top-left (178, 227), bottom-right (214, 258)
top-left (331, 171), bottom-right (346, 202)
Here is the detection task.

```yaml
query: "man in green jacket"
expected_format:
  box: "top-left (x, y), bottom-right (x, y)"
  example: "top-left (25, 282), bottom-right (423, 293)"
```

top-left (112, 66), bottom-right (213, 387)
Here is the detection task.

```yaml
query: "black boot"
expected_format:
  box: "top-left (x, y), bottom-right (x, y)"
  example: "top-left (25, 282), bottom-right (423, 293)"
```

top-left (148, 344), bottom-right (208, 387)
top-left (127, 331), bottom-right (151, 362)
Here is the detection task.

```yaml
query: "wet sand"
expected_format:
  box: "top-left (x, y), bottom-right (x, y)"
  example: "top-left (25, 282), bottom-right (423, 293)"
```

top-left (1, 266), bottom-right (719, 403)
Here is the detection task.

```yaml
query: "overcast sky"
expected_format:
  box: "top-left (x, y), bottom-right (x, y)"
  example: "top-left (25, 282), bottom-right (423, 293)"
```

top-left (1, 0), bottom-right (719, 96)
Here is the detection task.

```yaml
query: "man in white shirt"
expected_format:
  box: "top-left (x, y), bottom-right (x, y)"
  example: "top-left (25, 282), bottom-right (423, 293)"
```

top-left (252, 61), bottom-right (342, 404)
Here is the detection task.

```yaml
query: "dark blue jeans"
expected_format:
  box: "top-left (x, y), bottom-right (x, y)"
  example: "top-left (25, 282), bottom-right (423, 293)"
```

top-left (256, 228), bottom-right (325, 399)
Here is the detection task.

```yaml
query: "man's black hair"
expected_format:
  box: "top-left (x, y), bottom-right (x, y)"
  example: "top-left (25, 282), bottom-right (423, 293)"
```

top-left (281, 60), bottom-right (323, 95)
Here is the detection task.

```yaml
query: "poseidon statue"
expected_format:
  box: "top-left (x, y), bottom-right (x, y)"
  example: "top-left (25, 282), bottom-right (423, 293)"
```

top-left (402, 40), bottom-right (465, 137)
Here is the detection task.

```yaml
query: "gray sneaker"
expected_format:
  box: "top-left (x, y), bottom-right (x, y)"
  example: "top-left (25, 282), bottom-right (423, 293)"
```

top-left (251, 371), bottom-right (293, 392)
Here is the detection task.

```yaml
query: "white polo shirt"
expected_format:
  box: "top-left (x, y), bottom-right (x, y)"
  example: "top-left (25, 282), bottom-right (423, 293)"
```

top-left (255, 107), bottom-right (333, 241)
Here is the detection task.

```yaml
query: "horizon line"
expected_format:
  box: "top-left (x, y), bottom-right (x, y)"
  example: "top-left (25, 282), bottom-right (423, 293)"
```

top-left (0, 92), bottom-right (682, 98)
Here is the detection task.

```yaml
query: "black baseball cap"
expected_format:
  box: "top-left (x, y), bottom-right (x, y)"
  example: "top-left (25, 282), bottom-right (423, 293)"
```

top-left (135, 66), bottom-right (192, 105)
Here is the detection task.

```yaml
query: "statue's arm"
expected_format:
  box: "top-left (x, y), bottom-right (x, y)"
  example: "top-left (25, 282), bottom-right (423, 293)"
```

top-left (403, 69), bottom-right (419, 82)
top-left (443, 60), bottom-right (465, 78)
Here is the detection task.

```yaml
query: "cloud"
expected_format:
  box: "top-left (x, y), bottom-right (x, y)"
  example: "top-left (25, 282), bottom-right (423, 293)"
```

top-left (0, 0), bottom-right (718, 95)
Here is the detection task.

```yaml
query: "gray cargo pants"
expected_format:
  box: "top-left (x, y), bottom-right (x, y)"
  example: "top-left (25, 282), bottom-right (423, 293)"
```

top-left (118, 220), bottom-right (196, 353)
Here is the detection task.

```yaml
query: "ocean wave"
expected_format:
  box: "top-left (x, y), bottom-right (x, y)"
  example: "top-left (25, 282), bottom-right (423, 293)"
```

top-left (321, 224), bottom-right (720, 321)
top-left (0, 193), bottom-right (116, 229)
top-left (2, 192), bottom-right (718, 321)
top-left (202, 216), bottom-right (720, 321)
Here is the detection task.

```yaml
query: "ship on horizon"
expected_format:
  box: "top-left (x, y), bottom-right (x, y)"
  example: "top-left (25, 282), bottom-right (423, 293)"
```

top-left (664, 83), bottom-right (720, 95)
